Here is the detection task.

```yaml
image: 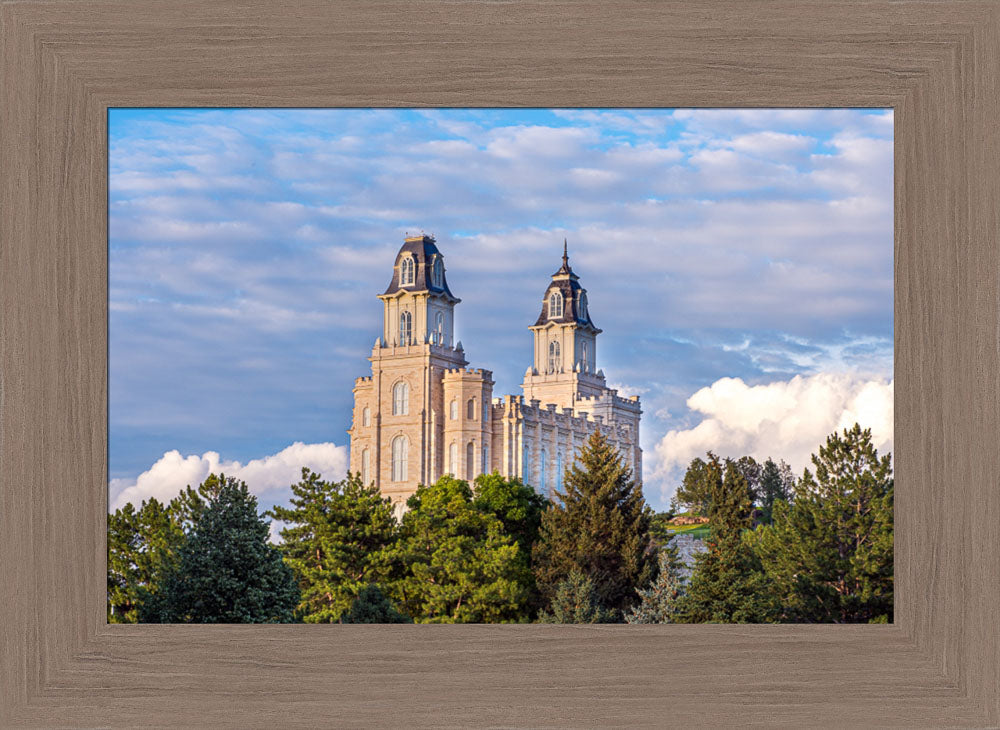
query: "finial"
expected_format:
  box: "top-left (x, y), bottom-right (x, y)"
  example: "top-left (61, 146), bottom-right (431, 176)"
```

top-left (562, 238), bottom-right (569, 267)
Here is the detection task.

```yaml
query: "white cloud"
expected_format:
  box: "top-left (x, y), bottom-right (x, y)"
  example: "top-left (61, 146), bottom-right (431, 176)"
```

top-left (650, 372), bottom-right (893, 504)
top-left (109, 442), bottom-right (349, 510)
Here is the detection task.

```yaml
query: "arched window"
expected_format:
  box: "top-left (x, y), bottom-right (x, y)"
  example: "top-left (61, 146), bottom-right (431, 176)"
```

top-left (579, 292), bottom-right (588, 319)
top-left (399, 310), bottom-right (412, 345)
top-left (482, 443), bottom-right (489, 474)
top-left (432, 258), bottom-right (443, 288)
top-left (466, 441), bottom-right (475, 481)
top-left (523, 444), bottom-right (531, 483)
top-left (361, 448), bottom-right (370, 485)
top-left (392, 381), bottom-right (409, 415)
top-left (548, 291), bottom-right (563, 318)
top-left (548, 340), bottom-right (561, 373)
top-left (449, 399), bottom-right (457, 420)
top-left (556, 450), bottom-right (563, 490)
top-left (400, 256), bottom-right (415, 286)
top-left (362, 406), bottom-right (371, 427)
top-left (434, 312), bottom-right (444, 345)
top-left (581, 342), bottom-right (589, 372)
top-left (449, 442), bottom-right (457, 475)
top-left (391, 436), bottom-right (408, 482)
top-left (540, 449), bottom-right (547, 494)
top-left (467, 398), bottom-right (475, 420)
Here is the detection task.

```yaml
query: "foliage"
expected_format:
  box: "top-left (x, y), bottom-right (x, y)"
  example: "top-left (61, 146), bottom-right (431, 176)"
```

top-left (532, 430), bottom-right (656, 616)
top-left (648, 510), bottom-right (679, 546)
top-left (141, 475), bottom-right (300, 623)
top-left (107, 497), bottom-right (185, 623)
top-left (267, 469), bottom-right (397, 623)
top-left (749, 424), bottom-right (893, 623)
top-left (388, 476), bottom-right (532, 623)
top-left (674, 458), bottom-right (777, 623)
top-left (626, 541), bottom-right (687, 624)
top-left (757, 457), bottom-right (795, 525)
top-left (341, 584), bottom-right (412, 624)
top-left (537, 571), bottom-right (618, 624)
top-left (472, 471), bottom-right (548, 553)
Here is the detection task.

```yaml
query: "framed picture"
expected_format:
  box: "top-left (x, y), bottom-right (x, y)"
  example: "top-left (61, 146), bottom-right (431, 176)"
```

top-left (3, 2), bottom-right (998, 725)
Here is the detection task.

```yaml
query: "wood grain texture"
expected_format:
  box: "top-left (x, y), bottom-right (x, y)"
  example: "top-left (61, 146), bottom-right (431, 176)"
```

top-left (2, 1), bottom-right (998, 726)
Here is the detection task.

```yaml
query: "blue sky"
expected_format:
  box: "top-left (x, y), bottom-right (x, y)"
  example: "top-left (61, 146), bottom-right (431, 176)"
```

top-left (109, 108), bottom-right (893, 516)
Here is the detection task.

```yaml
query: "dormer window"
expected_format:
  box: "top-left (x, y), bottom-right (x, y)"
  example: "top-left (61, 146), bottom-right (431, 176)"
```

top-left (548, 291), bottom-right (563, 318)
top-left (579, 292), bottom-right (588, 319)
top-left (400, 256), bottom-right (415, 286)
top-left (432, 258), bottom-right (443, 288)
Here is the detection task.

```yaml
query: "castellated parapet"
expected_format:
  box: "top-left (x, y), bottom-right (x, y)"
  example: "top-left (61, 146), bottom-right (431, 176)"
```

top-left (348, 234), bottom-right (644, 513)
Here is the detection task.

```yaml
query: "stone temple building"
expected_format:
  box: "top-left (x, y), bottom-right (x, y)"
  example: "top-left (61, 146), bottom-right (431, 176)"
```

top-left (348, 234), bottom-right (642, 515)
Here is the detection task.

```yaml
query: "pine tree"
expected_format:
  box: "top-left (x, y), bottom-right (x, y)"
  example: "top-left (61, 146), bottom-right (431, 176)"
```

top-left (142, 474), bottom-right (300, 623)
top-left (267, 468), bottom-right (397, 623)
top-left (757, 457), bottom-right (795, 526)
top-left (750, 424), bottom-right (893, 623)
top-left (537, 571), bottom-right (618, 623)
top-left (388, 476), bottom-right (532, 623)
top-left (626, 541), bottom-right (686, 624)
top-left (107, 497), bottom-right (184, 622)
top-left (674, 457), bottom-right (776, 623)
top-left (341, 584), bottom-right (412, 623)
top-left (532, 430), bottom-right (656, 617)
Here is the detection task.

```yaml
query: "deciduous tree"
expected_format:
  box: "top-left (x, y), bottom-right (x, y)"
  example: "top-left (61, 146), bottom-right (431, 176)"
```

top-left (389, 476), bottom-right (531, 623)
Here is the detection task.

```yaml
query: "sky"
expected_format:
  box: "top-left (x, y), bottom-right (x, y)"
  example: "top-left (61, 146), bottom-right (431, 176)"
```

top-left (108, 108), bottom-right (894, 517)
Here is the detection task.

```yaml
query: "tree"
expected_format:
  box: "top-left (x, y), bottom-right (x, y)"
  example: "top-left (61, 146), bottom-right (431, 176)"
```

top-left (107, 497), bottom-right (185, 622)
top-left (673, 454), bottom-right (717, 516)
top-left (537, 571), bottom-right (617, 623)
top-left (267, 469), bottom-right (397, 623)
top-left (674, 458), bottom-right (776, 623)
top-left (757, 457), bottom-right (795, 526)
top-left (626, 541), bottom-right (686, 624)
top-left (142, 474), bottom-right (300, 623)
top-left (532, 430), bottom-right (656, 617)
top-left (472, 471), bottom-right (549, 615)
top-left (388, 476), bottom-right (532, 623)
top-left (341, 584), bottom-right (412, 623)
top-left (472, 472), bottom-right (547, 553)
top-left (732, 455), bottom-right (762, 505)
top-left (750, 424), bottom-right (893, 623)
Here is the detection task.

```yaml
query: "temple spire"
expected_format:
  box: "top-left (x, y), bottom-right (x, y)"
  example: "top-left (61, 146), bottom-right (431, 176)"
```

top-left (562, 238), bottom-right (569, 267)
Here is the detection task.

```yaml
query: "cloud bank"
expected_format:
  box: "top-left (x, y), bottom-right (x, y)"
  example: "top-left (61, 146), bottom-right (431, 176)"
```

top-left (651, 371), bottom-right (893, 504)
top-left (109, 441), bottom-right (349, 510)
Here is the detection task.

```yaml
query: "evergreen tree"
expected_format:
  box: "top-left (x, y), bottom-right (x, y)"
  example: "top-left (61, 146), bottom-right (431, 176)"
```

top-left (757, 457), bottom-right (795, 526)
top-left (532, 430), bottom-right (656, 616)
top-left (341, 584), bottom-right (412, 624)
top-left (673, 454), bottom-right (717, 516)
top-left (388, 476), bottom-right (531, 623)
top-left (537, 571), bottom-right (618, 623)
top-left (750, 424), bottom-right (893, 623)
top-left (107, 497), bottom-right (184, 622)
top-left (626, 541), bottom-right (686, 624)
top-left (267, 468), bottom-right (397, 623)
top-left (674, 458), bottom-right (776, 623)
top-left (142, 474), bottom-right (299, 623)
top-left (732, 455), bottom-right (763, 505)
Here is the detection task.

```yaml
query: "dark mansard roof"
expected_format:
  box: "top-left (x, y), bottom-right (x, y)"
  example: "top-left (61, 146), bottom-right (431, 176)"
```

top-left (381, 234), bottom-right (459, 301)
top-left (532, 241), bottom-right (600, 331)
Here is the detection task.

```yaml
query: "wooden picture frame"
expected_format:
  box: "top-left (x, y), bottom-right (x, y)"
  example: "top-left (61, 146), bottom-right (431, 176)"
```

top-left (2, 1), bottom-right (998, 725)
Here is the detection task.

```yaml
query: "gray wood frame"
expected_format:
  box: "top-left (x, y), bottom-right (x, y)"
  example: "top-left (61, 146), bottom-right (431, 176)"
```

top-left (2, 1), bottom-right (998, 726)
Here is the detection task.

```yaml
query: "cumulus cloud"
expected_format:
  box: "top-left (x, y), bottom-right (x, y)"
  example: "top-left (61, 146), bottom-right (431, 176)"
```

top-left (650, 372), bottom-right (893, 504)
top-left (109, 442), bottom-right (349, 511)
